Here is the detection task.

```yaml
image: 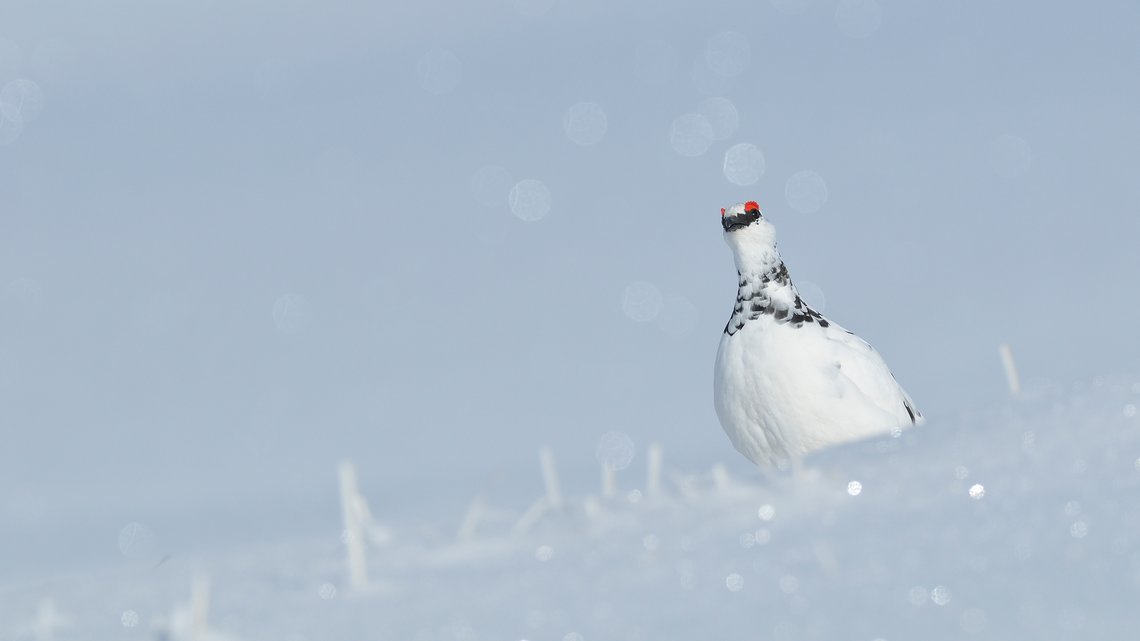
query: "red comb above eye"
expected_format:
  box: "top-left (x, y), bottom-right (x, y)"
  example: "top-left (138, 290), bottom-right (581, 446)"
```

top-left (745, 201), bottom-right (760, 212)
top-left (721, 207), bottom-right (726, 216)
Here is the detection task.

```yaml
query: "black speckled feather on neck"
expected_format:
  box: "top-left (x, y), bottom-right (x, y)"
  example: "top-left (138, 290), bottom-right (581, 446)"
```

top-left (724, 261), bottom-right (830, 336)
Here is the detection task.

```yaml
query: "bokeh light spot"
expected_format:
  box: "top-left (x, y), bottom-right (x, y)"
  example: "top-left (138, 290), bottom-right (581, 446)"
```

top-left (785, 170), bottom-right (829, 213)
top-left (723, 143), bottom-right (766, 186)
top-left (509, 179), bottom-right (552, 221)
top-left (596, 432), bottom-right (636, 471)
top-left (704, 32), bottom-right (750, 77)
top-left (778, 574), bottom-right (799, 594)
top-left (563, 102), bottom-right (608, 146)
top-left (0, 79), bottom-right (45, 124)
top-left (699, 97), bottom-right (739, 140)
top-left (622, 281), bottom-right (663, 322)
top-left (726, 573), bottom-right (744, 591)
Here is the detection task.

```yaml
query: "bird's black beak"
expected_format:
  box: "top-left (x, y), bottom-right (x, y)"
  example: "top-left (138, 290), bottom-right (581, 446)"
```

top-left (722, 208), bottom-right (762, 232)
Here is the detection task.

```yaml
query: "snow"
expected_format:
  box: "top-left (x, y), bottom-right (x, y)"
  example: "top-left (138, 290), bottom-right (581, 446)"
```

top-left (4, 374), bottom-right (1138, 640)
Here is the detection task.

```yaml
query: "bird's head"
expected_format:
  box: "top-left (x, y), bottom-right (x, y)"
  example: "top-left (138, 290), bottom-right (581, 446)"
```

top-left (721, 200), bottom-right (778, 271)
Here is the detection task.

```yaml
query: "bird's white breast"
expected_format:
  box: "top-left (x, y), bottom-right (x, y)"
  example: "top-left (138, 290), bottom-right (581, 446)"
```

top-left (713, 314), bottom-right (917, 466)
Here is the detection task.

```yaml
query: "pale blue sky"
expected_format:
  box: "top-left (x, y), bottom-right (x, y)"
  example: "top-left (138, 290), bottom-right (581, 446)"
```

top-left (2, 0), bottom-right (1139, 573)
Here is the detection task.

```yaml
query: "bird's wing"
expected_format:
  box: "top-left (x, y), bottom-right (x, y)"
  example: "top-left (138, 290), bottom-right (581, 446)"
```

top-left (820, 321), bottom-right (922, 426)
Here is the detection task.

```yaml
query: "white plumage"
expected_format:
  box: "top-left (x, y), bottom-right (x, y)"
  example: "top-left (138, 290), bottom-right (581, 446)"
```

top-left (712, 201), bottom-right (922, 467)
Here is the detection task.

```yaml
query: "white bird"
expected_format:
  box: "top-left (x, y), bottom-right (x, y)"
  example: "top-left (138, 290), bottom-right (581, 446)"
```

top-left (713, 200), bottom-right (922, 467)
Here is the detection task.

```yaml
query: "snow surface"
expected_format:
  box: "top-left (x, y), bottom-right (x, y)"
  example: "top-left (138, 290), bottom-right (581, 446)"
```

top-left (4, 374), bottom-right (1139, 641)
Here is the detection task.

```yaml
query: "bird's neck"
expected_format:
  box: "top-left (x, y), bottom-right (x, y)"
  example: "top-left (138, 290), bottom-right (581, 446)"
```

top-left (736, 244), bottom-right (789, 285)
top-left (725, 252), bottom-right (826, 336)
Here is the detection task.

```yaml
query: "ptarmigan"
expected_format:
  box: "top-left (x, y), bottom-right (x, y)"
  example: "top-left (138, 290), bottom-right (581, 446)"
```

top-left (713, 200), bottom-right (922, 467)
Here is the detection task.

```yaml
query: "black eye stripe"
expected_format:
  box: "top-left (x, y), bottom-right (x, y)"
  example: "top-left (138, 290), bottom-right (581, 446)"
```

top-left (721, 210), bottom-right (760, 231)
